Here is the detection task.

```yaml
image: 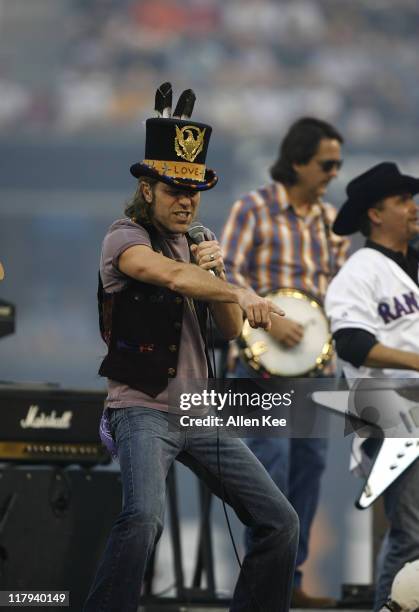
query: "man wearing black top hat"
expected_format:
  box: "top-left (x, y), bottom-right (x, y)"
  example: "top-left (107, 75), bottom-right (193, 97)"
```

top-left (84, 84), bottom-right (299, 612)
top-left (325, 162), bottom-right (419, 611)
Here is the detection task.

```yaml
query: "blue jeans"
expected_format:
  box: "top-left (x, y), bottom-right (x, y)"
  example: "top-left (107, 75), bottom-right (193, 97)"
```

top-left (84, 406), bottom-right (299, 612)
top-left (374, 458), bottom-right (419, 611)
top-left (233, 361), bottom-right (328, 588)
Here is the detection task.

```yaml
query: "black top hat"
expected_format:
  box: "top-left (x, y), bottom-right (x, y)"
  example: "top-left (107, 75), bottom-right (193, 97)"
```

top-left (333, 162), bottom-right (419, 235)
top-left (130, 83), bottom-right (217, 191)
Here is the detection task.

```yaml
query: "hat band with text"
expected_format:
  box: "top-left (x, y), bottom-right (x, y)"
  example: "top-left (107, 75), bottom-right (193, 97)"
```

top-left (143, 159), bottom-right (206, 182)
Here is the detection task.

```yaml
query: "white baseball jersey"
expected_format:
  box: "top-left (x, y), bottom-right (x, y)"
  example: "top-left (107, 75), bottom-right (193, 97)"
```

top-left (326, 247), bottom-right (419, 474)
top-left (325, 247), bottom-right (419, 381)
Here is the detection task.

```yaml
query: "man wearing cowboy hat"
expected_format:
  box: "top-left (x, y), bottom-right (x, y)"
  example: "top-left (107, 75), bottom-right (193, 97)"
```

top-left (325, 162), bottom-right (419, 611)
top-left (84, 84), bottom-right (299, 612)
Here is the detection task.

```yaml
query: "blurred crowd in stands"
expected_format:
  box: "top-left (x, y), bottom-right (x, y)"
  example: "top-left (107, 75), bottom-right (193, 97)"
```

top-left (1, 0), bottom-right (419, 150)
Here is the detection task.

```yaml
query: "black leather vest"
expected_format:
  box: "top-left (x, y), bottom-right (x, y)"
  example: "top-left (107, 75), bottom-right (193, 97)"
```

top-left (98, 223), bottom-right (211, 397)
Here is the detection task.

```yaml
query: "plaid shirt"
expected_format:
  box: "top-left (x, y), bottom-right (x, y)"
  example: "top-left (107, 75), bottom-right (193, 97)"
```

top-left (221, 181), bottom-right (350, 303)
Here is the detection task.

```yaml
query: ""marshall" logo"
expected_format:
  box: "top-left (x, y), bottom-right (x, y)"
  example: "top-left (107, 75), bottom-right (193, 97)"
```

top-left (20, 405), bottom-right (73, 429)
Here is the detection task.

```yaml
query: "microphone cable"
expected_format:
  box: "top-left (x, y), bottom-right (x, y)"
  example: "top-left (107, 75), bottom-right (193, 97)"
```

top-left (207, 312), bottom-right (263, 612)
top-left (190, 222), bottom-right (263, 611)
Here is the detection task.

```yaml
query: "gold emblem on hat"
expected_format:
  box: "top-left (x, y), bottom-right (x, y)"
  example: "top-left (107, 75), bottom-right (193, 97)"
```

top-left (175, 125), bottom-right (206, 163)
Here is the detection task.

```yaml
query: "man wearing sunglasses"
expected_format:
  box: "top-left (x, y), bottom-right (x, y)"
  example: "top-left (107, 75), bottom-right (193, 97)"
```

top-left (221, 117), bottom-right (349, 608)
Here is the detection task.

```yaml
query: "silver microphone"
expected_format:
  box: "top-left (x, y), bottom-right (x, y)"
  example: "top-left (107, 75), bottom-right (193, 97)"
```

top-left (188, 223), bottom-right (220, 276)
top-left (187, 222), bottom-right (207, 244)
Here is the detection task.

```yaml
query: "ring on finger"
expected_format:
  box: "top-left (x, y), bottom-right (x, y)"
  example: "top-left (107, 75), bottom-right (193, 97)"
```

top-left (209, 253), bottom-right (215, 261)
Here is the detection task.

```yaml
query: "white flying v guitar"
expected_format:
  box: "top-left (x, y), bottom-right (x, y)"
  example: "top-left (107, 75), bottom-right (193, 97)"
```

top-left (312, 384), bottom-right (419, 508)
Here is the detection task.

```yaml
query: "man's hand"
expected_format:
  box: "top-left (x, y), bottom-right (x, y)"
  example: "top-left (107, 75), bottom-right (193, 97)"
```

top-left (269, 317), bottom-right (304, 347)
top-left (238, 288), bottom-right (285, 330)
top-left (190, 241), bottom-right (225, 276)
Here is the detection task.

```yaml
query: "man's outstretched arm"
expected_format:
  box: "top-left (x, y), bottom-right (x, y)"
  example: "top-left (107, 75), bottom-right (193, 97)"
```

top-left (119, 244), bottom-right (285, 335)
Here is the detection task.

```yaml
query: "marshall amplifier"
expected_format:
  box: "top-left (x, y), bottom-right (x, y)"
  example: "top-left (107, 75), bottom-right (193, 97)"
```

top-left (0, 466), bottom-right (121, 611)
top-left (0, 385), bottom-right (109, 465)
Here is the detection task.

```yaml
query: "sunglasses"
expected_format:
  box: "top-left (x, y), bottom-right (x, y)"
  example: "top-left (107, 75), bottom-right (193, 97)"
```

top-left (318, 159), bottom-right (343, 172)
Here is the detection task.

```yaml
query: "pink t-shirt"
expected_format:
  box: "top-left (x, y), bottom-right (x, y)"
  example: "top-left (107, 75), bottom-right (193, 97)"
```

top-left (100, 218), bottom-right (208, 411)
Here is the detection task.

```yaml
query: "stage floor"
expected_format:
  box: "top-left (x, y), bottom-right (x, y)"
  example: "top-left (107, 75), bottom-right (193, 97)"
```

top-left (138, 604), bottom-right (367, 612)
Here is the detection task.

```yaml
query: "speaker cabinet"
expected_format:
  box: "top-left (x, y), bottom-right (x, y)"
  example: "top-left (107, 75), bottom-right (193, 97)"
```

top-left (0, 467), bottom-right (121, 611)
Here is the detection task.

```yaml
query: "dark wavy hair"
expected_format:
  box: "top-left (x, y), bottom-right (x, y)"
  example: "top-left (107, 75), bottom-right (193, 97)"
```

top-left (358, 200), bottom-right (385, 237)
top-left (124, 177), bottom-right (158, 224)
top-left (270, 117), bottom-right (343, 186)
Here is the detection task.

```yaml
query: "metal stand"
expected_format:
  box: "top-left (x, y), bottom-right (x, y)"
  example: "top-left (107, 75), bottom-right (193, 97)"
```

top-left (192, 482), bottom-right (215, 594)
top-left (142, 466), bottom-right (228, 610)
